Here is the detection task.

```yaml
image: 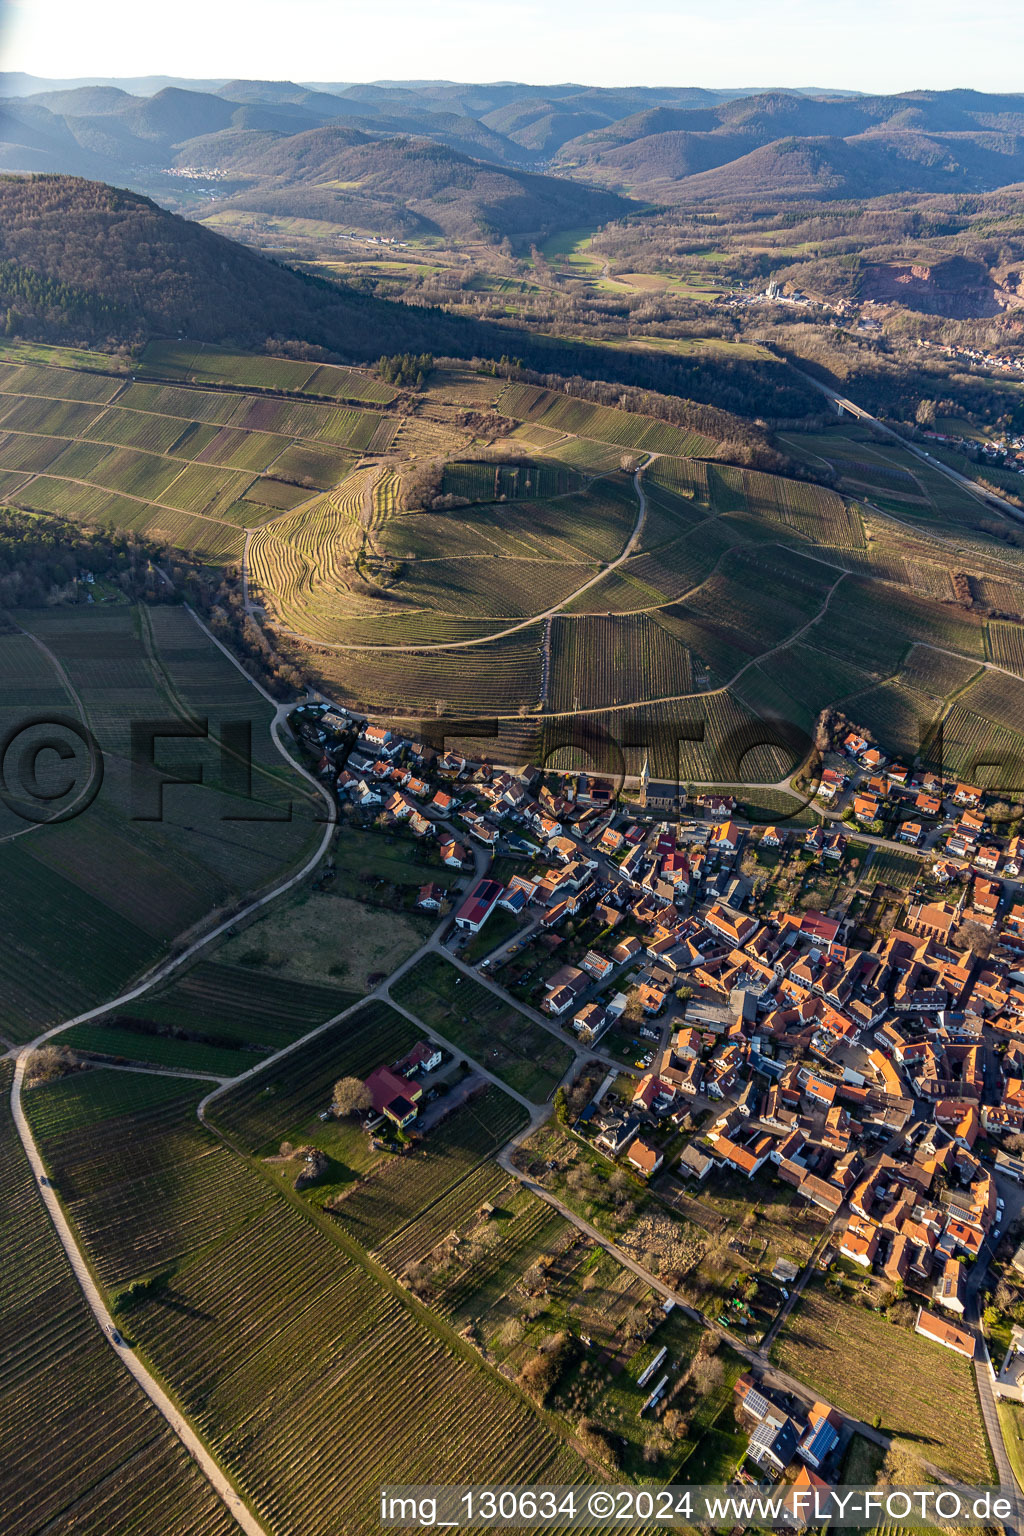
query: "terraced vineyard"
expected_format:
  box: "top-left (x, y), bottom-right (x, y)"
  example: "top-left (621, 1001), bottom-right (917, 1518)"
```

top-left (848, 680), bottom-right (939, 760)
top-left (988, 619), bottom-right (1024, 674)
top-left (299, 626), bottom-right (546, 715)
top-left (248, 463), bottom-right (382, 629)
top-left (936, 701), bottom-right (1024, 781)
top-left (0, 352), bottom-right (400, 559)
top-left (7, 343), bottom-right (1024, 801)
top-left (64, 961), bottom-right (358, 1076)
top-left (712, 463), bottom-right (864, 549)
top-left (442, 459), bottom-right (585, 503)
top-left (141, 341), bottom-right (398, 403)
top-left (0, 1062), bottom-right (239, 1536)
top-left (549, 613), bottom-right (694, 710)
top-left (931, 667), bottom-right (1024, 784)
top-left (495, 381), bottom-right (718, 457)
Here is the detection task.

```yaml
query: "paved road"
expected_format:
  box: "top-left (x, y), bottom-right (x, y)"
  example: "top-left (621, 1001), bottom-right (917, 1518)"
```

top-left (476, 917), bottom-right (541, 968)
top-left (792, 365), bottom-right (1024, 527)
top-left (495, 1136), bottom-right (896, 1451)
top-left (439, 937), bottom-right (639, 1078)
top-left (9, 1054), bottom-right (266, 1536)
top-left (383, 995), bottom-right (542, 1117)
top-left (7, 605), bottom-right (340, 1536)
top-left (497, 1135), bottom-right (1012, 1503)
top-left (965, 1235), bottom-right (1021, 1501)
top-left (12, 594), bottom-right (1016, 1516)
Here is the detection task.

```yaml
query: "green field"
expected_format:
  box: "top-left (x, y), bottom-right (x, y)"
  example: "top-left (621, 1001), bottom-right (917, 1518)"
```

top-left (0, 604), bottom-right (321, 1045)
top-left (23, 1065), bottom-right (585, 1535)
top-left (392, 955), bottom-right (574, 1102)
top-left (63, 959), bottom-right (358, 1075)
top-left (140, 341), bottom-right (398, 404)
top-left (495, 381), bottom-right (719, 458)
top-left (772, 1277), bottom-right (992, 1483)
top-left (0, 1061), bottom-right (240, 1536)
top-left (0, 351), bottom-right (399, 560)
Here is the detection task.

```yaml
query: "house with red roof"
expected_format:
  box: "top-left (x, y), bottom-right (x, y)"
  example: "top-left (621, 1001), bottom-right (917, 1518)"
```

top-left (365, 1064), bottom-right (422, 1128)
top-left (915, 1308), bottom-right (976, 1358)
top-left (627, 1138), bottom-right (664, 1177)
top-left (454, 877), bottom-right (503, 934)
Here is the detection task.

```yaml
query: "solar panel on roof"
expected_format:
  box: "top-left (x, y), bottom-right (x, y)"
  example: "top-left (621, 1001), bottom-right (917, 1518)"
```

top-left (744, 1388), bottom-right (771, 1421)
top-left (803, 1421), bottom-right (839, 1460)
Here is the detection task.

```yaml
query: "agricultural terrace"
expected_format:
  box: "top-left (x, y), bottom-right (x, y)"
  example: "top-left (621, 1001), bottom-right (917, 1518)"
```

top-left (0, 348), bottom-right (400, 561)
top-left (392, 954), bottom-right (575, 1102)
top-left (8, 343), bottom-right (1024, 791)
top-left (772, 1276), bottom-right (992, 1484)
top-left (24, 1066), bottom-right (589, 1535)
top-left (495, 382), bottom-right (718, 458)
top-left (0, 1062), bottom-right (238, 1536)
top-left (138, 341), bottom-right (399, 404)
top-left (0, 604), bottom-right (321, 1045)
top-left (256, 391), bottom-right (1024, 787)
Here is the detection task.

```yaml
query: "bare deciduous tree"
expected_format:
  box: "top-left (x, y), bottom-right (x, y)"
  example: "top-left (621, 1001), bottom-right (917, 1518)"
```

top-left (332, 1076), bottom-right (372, 1117)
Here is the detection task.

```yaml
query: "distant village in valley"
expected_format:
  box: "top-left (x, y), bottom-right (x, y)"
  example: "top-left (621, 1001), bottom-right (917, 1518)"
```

top-left (290, 692), bottom-right (1024, 1487)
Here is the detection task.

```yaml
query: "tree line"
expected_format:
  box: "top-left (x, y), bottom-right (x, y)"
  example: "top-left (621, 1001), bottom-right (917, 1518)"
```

top-left (0, 176), bottom-right (824, 430)
top-left (0, 508), bottom-right (163, 609)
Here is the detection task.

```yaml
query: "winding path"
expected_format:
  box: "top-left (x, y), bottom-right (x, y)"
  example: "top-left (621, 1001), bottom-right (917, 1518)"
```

top-left (8, 591), bottom-right (1021, 1521)
top-left (260, 460), bottom-right (652, 654)
top-left (6, 605), bottom-right (338, 1536)
top-left (10, 1053), bottom-right (266, 1536)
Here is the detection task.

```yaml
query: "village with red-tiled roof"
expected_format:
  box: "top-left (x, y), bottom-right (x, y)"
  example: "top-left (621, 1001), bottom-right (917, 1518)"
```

top-left (289, 699), bottom-right (1024, 1491)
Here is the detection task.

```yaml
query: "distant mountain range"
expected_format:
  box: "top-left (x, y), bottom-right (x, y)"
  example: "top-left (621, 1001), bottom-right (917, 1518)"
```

top-left (553, 88), bottom-right (1024, 200)
top-left (4, 78), bottom-right (1024, 245)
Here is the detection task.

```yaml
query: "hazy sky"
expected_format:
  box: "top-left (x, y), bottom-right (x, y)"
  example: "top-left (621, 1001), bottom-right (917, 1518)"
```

top-left (3, 0), bottom-right (1023, 94)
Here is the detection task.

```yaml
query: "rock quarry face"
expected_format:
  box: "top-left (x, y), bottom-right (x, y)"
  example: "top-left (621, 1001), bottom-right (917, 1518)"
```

top-left (860, 254), bottom-right (1024, 316)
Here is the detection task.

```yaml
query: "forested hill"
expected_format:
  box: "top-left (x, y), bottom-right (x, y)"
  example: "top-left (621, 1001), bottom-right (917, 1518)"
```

top-left (0, 176), bottom-right (819, 425)
top-left (0, 175), bottom-right (474, 357)
top-left (198, 127), bottom-right (630, 242)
